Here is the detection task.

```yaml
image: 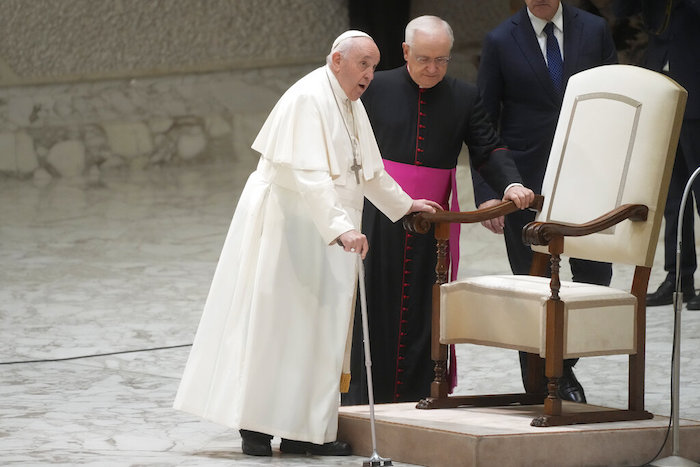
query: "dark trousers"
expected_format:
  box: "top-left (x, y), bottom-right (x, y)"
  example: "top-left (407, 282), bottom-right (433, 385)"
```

top-left (503, 208), bottom-right (613, 386)
top-left (661, 119), bottom-right (700, 288)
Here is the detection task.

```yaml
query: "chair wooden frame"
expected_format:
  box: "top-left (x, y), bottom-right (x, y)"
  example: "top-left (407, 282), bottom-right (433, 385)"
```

top-left (403, 196), bottom-right (655, 426)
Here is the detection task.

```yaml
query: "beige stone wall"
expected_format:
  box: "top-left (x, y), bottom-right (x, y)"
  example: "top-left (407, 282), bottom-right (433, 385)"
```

top-left (0, 0), bottom-right (349, 180)
top-left (0, 66), bottom-right (314, 181)
top-left (0, 0), bottom-right (347, 86)
top-left (0, 0), bottom-right (510, 86)
top-left (0, 0), bottom-right (516, 182)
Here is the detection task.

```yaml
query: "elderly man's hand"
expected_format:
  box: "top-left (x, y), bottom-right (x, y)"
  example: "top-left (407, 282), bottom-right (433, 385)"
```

top-left (478, 199), bottom-right (505, 234)
top-left (409, 199), bottom-right (443, 213)
top-left (337, 229), bottom-right (368, 259)
top-left (503, 185), bottom-right (535, 209)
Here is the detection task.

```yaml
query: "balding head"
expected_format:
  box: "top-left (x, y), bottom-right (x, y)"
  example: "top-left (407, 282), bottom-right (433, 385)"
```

top-left (405, 15), bottom-right (454, 49)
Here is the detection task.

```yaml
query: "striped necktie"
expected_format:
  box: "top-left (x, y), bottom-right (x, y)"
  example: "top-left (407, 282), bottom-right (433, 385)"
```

top-left (544, 22), bottom-right (563, 94)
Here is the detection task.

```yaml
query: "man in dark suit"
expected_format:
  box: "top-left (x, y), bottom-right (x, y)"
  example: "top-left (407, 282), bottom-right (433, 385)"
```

top-left (471, 0), bottom-right (618, 402)
top-left (614, 0), bottom-right (700, 309)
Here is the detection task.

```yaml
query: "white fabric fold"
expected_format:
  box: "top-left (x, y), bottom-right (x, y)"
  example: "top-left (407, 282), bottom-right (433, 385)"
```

top-left (174, 64), bottom-right (412, 444)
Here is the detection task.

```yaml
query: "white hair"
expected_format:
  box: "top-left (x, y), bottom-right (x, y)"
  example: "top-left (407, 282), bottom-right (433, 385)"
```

top-left (405, 15), bottom-right (454, 48)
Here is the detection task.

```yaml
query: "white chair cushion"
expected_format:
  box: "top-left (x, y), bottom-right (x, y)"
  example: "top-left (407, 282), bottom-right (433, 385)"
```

top-left (440, 275), bottom-right (637, 358)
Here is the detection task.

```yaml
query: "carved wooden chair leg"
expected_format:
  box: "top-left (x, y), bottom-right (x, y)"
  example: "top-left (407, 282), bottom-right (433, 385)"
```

top-left (418, 222), bottom-right (450, 407)
top-left (541, 239), bottom-right (565, 422)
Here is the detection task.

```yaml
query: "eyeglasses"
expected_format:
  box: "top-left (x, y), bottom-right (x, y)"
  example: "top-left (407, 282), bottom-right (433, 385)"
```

top-left (414, 55), bottom-right (451, 67)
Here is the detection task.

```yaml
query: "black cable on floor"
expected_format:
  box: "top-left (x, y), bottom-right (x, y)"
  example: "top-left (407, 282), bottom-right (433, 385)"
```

top-left (0, 343), bottom-right (192, 365)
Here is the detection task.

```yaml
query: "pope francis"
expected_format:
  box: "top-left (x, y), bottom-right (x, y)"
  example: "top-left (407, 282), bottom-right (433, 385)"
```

top-left (173, 30), bottom-right (442, 457)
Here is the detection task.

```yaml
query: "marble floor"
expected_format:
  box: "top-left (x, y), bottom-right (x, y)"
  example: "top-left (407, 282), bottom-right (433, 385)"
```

top-left (1, 155), bottom-right (699, 466)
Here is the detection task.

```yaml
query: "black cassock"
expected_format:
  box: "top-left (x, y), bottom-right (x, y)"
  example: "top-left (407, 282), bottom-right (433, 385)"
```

top-left (341, 66), bottom-right (522, 405)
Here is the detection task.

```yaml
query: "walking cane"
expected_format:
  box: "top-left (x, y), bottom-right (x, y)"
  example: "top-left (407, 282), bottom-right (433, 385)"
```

top-left (356, 254), bottom-right (393, 467)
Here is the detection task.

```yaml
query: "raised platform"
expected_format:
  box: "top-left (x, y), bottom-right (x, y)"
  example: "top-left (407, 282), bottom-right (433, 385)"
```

top-left (339, 402), bottom-right (700, 467)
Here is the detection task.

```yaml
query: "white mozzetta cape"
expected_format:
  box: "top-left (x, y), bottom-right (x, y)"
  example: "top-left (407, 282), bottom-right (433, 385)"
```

top-left (173, 66), bottom-right (412, 444)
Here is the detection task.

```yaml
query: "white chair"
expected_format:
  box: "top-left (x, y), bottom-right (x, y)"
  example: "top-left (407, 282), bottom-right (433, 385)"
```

top-left (404, 64), bottom-right (687, 426)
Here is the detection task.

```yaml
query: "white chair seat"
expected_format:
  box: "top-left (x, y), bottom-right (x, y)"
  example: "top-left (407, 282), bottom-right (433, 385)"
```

top-left (440, 275), bottom-right (637, 358)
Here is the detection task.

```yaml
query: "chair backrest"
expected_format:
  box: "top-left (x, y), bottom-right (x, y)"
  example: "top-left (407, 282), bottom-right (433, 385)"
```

top-left (533, 64), bottom-right (687, 267)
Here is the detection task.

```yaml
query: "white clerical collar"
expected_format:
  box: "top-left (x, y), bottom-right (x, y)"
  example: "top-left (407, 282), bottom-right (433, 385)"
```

top-left (527, 2), bottom-right (563, 36)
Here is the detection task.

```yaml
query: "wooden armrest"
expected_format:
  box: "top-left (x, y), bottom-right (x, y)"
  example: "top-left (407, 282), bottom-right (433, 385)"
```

top-left (404, 194), bottom-right (544, 234)
top-left (522, 203), bottom-right (648, 246)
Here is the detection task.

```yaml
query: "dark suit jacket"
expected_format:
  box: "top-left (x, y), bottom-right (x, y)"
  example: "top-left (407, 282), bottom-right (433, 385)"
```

top-left (472, 4), bottom-right (617, 204)
top-left (615, 0), bottom-right (700, 118)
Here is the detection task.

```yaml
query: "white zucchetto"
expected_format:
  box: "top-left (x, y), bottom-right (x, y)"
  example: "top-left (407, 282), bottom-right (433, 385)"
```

top-left (330, 30), bottom-right (372, 53)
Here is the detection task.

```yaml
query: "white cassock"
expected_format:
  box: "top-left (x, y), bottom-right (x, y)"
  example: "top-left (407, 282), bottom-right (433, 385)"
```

top-left (173, 65), bottom-right (412, 444)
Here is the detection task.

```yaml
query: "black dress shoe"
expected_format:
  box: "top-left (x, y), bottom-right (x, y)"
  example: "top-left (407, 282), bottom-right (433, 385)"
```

top-left (280, 438), bottom-right (352, 456)
top-left (687, 294), bottom-right (700, 310)
top-left (646, 279), bottom-right (695, 307)
top-left (240, 429), bottom-right (272, 456)
top-left (557, 368), bottom-right (586, 403)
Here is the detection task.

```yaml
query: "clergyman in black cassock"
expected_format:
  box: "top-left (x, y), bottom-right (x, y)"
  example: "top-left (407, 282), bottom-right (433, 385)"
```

top-left (342, 16), bottom-right (529, 405)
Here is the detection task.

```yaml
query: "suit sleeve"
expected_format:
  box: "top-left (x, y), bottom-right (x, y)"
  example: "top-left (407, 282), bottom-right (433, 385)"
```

top-left (476, 32), bottom-right (504, 127)
top-left (466, 93), bottom-right (522, 206)
top-left (601, 17), bottom-right (619, 65)
top-left (470, 34), bottom-right (511, 206)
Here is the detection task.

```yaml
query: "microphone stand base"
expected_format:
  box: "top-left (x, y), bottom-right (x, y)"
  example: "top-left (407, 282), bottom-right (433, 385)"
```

top-left (650, 455), bottom-right (700, 467)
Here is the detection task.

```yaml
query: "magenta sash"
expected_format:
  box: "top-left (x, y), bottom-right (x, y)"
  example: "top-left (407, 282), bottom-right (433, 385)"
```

top-left (383, 160), bottom-right (460, 281)
top-left (383, 160), bottom-right (460, 392)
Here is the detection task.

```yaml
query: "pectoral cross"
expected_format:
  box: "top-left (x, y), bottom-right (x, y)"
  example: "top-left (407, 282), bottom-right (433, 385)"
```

top-left (350, 137), bottom-right (361, 184)
top-left (350, 155), bottom-right (361, 184)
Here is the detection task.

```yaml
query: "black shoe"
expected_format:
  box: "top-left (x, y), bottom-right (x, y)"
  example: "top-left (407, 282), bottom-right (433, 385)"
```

top-left (280, 439), bottom-right (352, 456)
top-left (557, 368), bottom-right (586, 403)
top-left (646, 279), bottom-right (695, 307)
top-left (240, 429), bottom-right (272, 456)
top-left (687, 294), bottom-right (700, 310)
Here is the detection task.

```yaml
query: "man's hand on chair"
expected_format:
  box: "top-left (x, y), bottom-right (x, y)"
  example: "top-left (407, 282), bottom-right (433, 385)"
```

top-left (478, 199), bottom-right (505, 234)
top-left (504, 185), bottom-right (535, 209)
